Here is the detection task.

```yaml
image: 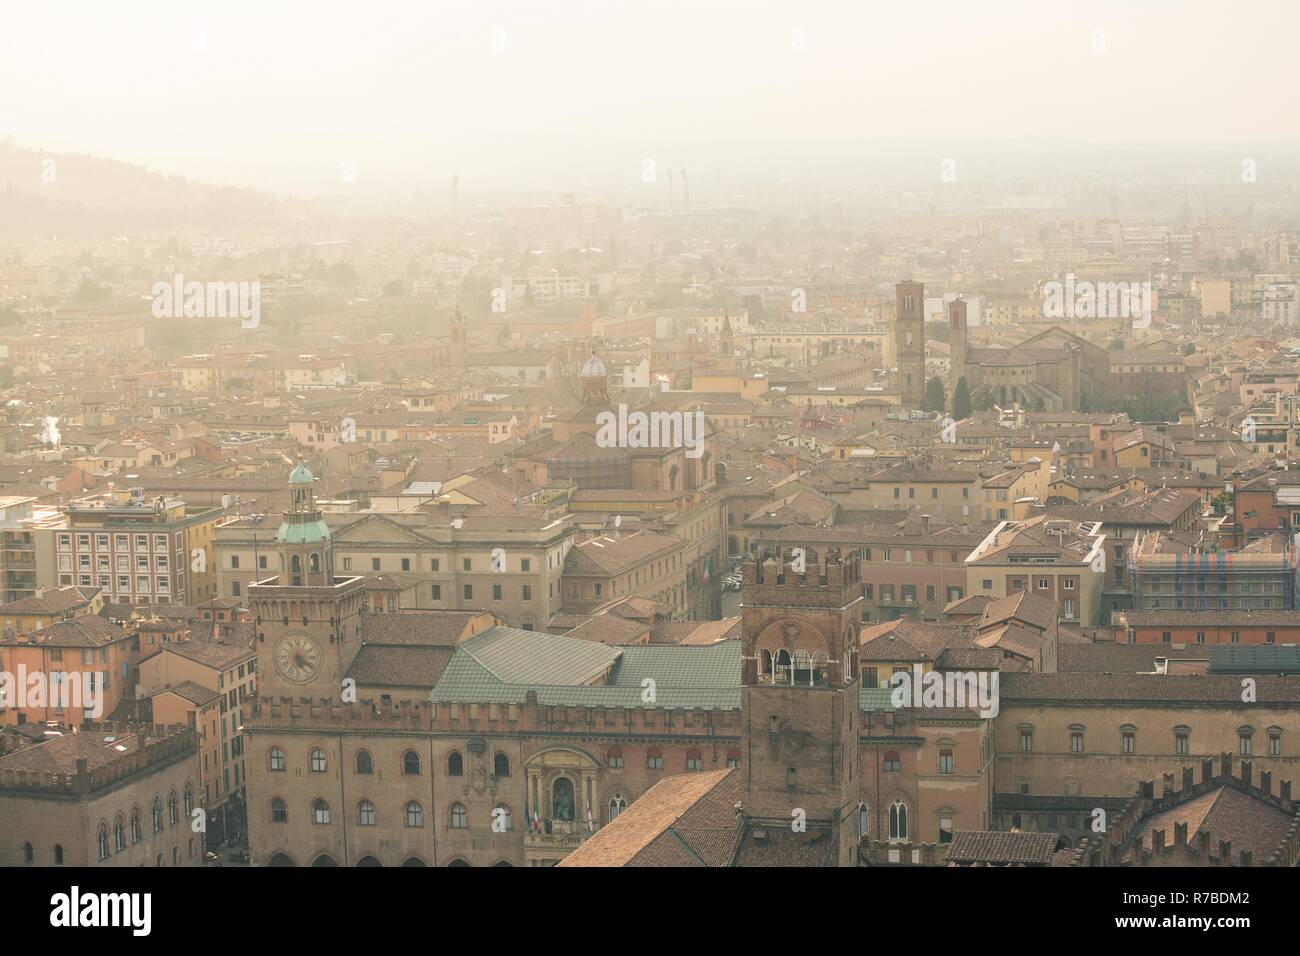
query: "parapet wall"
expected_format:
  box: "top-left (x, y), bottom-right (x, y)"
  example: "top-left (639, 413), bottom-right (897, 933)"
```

top-left (0, 722), bottom-right (197, 798)
top-left (246, 692), bottom-right (743, 738)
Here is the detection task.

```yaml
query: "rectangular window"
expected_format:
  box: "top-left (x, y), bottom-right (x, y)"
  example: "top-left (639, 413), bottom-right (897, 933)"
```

top-left (463, 585), bottom-right (473, 601)
top-left (431, 584), bottom-right (442, 601)
top-left (492, 584), bottom-right (502, 601)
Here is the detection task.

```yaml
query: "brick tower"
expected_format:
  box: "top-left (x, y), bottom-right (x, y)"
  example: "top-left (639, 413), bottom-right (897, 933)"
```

top-left (895, 281), bottom-right (925, 407)
top-left (739, 547), bottom-right (862, 865)
top-left (948, 297), bottom-right (968, 395)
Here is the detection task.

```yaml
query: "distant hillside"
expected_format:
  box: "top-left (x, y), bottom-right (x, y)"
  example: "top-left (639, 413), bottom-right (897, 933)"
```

top-left (0, 142), bottom-right (313, 238)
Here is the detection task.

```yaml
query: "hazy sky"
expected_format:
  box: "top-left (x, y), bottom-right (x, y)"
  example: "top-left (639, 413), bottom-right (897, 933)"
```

top-left (4, 0), bottom-right (1298, 197)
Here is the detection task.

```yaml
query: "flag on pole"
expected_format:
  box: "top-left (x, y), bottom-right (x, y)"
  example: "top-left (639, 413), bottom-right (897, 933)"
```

top-left (524, 794), bottom-right (531, 831)
top-left (533, 808), bottom-right (540, 832)
top-left (586, 800), bottom-right (594, 833)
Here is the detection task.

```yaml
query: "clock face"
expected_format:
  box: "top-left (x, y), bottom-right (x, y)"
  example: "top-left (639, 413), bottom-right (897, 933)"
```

top-left (275, 634), bottom-right (322, 684)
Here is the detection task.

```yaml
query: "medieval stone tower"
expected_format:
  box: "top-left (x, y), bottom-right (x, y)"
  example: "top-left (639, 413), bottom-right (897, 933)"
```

top-left (948, 297), bottom-right (968, 396)
top-left (448, 307), bottom-right (468, 368)
top-left (740, 547), bottom-right (863, 866)
top-left (895, 281), bottom-right (925, 408)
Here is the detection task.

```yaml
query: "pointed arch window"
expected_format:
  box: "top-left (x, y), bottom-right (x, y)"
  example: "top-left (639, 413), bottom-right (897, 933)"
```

top-left (888, 800), bottom-right (908, 842)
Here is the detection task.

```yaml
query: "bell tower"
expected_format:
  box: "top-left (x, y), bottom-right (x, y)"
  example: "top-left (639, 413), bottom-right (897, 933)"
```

top-left (948, 297), bottom-right (968, 395)
top-left (250, 461), bottom-right (367, 699)
top-left (895, 280), bottom-right (925, 408)
top-left (740, 547), bottom-right (862, 865)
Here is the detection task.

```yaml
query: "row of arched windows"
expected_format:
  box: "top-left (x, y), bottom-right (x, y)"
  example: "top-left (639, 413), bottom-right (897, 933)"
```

top-left (607, 746), bottom-right (740, 771)
top-left (270, 747), bottom-right (512, 778)
top-left (96, 784), bottom-right (195, 861)
top-left (273, 798), bottom-right (513, 830)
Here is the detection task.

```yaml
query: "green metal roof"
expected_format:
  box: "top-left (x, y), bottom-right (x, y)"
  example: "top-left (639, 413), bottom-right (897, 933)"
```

top-left (859, 685), bottom-right (897, 711)
top-left (428, 628), bottom-right (741, 709)
top-left (1209, 644), bottom-right (1300, 674)
top-left (289, 461), bottom-right (315, 484)
top-left (607, 642), bottom-right (740, 688)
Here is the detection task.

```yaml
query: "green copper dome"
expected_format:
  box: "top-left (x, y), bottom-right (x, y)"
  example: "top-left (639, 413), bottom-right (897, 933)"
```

top-left (275, 518), bottom-right (332, 545)
top-left (289, 461), bottom-right (314, 484)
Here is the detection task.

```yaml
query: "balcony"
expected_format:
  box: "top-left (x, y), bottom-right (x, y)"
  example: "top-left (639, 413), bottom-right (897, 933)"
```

top-left (522, 822), bottom-right (591, 864)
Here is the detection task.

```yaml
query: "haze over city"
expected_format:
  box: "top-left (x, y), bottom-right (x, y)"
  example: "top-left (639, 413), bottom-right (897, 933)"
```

top-left (0, 1), bottom-right (1295, 936)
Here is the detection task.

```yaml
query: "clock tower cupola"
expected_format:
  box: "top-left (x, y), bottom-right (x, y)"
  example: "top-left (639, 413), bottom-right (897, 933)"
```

top-left (251, 462), bottom-right (367, 699)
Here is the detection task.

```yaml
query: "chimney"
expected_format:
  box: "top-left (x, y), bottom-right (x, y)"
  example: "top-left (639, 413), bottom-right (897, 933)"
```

top-left (1240, 850), bottom-right (1252, 866)
top-left (1182, 766), bottom-right (1194, 790)
top-left (1202, 757), bottom-right (1215, 783)
top-left (1260, 769), bottom-right (1271, 795)
top-left (1153, 829), bottom-right (1165, 850)
top-left (1174, 821), bottom-right (1188, 846)
top-left (1218, 839), bottom-right (1232, 861)
top-left (1220, 751), bottom-right (1232, 777)
top-left (1241, 759), bottom-right (1253, 786)
top-left (921, 514), bottom-right (931, 537)
top-left (1282, 780), bottom-right (1292, 803)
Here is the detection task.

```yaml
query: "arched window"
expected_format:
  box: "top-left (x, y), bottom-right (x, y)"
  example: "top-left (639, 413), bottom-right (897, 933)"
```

top-left (858, 802), bottom-right (869, 839)
top-left (883, 750), bottom-right (902, 772)
top-left (313, 800), bottom-right (331, 824)
top-left (355, 750), bottom-right (373, 774)
top-left (310, 748), bottom-right (327, 773)
top-left (889, 800), bottom-right (908, 842)
top-left (447, 751), bottom-right (464, 776)
top-left (309, 553), bottom-right (321, 573)
top-left (152, 795), bottom-right (163, 833)
top-left (726, 749), bottom-right (741, 769)
top-left (54, 844), bottom-right (64, 865)
top-left (269, 747), bottom-right (286, 771)
top-left (23, 842), bottom-right (33, 863)
top-left (609, 795), bottom-right (627, 820)
top-left (760, 649), bottom-right (773, 682)
top-left (793, 649), bottom-right (812, 685)
top-left (358, 800), bottom-right (376, 826)
top-left (184, 783), bottom-right (194, 816)
top-left (291, 554), bottom-right (302, 573)
top-left (168, 790), bottom-right (178, 826)
top-left (493, 804), bottom-right (512, 831)
top-left (646, 746), bottom-right (664, 769)
top-left (114, 817), bottom-right (125, 853)
top-left (402, 750), bottom-right (421, 775)
top-left (97, 826), bottom-right (109, 861)
top-left (405, 801), bottom-right (424, 828)
top-left (606, 746), bottom-right (624, 768)
top-left (685, 748), bottom-right (704, 771)
top-left (811, 650), bottom-right (829, 686)
top-left (271, 798), bottom-right (288, 823)
top-left (450, 802), bottom-right (468, 829)
top-left (774, 649), bottom-right (792, 684)
top-left (494, 752), bottom-right (510, 777)
top-left (130, 806), bottom-right (142, 843)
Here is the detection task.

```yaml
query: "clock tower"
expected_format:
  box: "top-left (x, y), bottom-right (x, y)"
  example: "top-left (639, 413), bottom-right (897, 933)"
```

top-left (250, 461), bottom-right (367, 699)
